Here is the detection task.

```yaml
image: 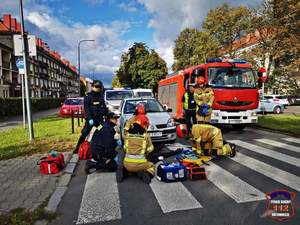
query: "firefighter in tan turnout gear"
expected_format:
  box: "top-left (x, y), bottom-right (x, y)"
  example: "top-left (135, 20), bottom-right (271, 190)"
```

top-left (124, 104), bottom-right (146, 136)
top-left (191, 124), bottom-right (236, 158)
top-left (117, 114), bottom-right (155, 184)
top-left (194, 76), bottom-right (214, 123)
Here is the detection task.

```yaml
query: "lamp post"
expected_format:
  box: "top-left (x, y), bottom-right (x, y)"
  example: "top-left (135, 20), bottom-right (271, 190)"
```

top-left (78, 39), bottom-right (94, 78)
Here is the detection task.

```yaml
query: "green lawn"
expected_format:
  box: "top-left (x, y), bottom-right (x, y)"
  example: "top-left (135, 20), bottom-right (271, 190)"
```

top-left (257, 114), bottom-right (300, 135)
top-left (0, 114), bottom-right (81, 160)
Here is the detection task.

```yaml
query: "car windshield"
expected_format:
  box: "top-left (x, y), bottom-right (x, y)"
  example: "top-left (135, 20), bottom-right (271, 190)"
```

top-left (137, 92), bottom-right (153, 97)
top-left (276, 96), bottom-right (287, 99)
top-left (124, 99), bottom-right (164, 114)
top-left (64, 99), bottom-right (83, 105)
top-left (106, 91), bottom-right (133, 100)
top-left (208, 67), bottom-right (256, 88)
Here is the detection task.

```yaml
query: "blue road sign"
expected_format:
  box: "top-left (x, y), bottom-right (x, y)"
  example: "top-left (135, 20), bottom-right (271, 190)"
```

top-left (16, 58), bottom-right (24, 69)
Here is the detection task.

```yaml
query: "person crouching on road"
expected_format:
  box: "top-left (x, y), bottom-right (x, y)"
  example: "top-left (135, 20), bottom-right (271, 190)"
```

top-left (116, 114), bottom-right (155, 184)
top-left (74, 80), bottom-right (107, 153)
top-left (191, 124), bottom-right (236, 158)
top-left (182, 83), bottom-right (197, 136)
top-left (194, 76), bottom-right (214, 124)
top-left (85, 112), bottom-right (121, 174)
top-left (123, 103), bottom-right (146, 136)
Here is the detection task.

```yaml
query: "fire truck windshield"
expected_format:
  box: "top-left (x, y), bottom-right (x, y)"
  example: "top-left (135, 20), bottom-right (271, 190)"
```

top-left (208, 67), bottom-right (256, 88)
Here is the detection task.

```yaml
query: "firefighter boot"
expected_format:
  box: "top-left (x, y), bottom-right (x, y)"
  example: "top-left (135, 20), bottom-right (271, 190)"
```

top-left (222, 143), bottom-right (236, 157)
top-left (137, 171), bottom-right (152, 184)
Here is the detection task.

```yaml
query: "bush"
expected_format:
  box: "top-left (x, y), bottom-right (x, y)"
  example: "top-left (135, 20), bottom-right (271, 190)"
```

top-left (0, 98), bottom-right (64, 118)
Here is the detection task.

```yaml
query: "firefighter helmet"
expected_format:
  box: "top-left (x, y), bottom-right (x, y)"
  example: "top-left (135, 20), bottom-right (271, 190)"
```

top-left (176, 124), bottom-right (188, 138)
top-left (134, 104), bottom-right (146, 115)
top-left (197, 76), bottom-right (205, 85)
top-left (133, 114), bottom-right (149, 130)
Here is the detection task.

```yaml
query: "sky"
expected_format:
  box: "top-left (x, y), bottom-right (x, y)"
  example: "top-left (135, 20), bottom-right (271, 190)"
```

top-left (0, 0), bottom-right (263, 86)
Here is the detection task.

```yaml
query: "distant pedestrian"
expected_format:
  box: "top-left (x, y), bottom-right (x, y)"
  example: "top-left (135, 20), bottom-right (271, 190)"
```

top-left (74, 80), bottom-right (107, 153)
top-left (182, 84), bottom-right (197, 135)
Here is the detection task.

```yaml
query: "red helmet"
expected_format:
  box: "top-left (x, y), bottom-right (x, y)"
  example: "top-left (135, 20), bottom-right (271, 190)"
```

top-left (176, 124), bottom-right (188, 138)
top-left (197, 76), bottom-right (205, 85)
top-left (133, 115), bottom-right (149, 130)
top-left (135, 104), bottom-right (146, 115)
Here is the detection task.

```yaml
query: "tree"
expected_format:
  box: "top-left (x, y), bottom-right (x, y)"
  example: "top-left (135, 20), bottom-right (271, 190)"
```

top-left (203, 3), bottom-right (252, 57)
top-left (111, 75), bottom-right (122, 88)
top-left (172, 28), bottom-right (219, 71)
top-left (116, 42), bottom-right (167, 91)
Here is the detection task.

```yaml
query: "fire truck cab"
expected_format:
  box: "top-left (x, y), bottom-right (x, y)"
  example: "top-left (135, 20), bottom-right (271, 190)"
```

top-left (158, 58), bottom-right (262, 129)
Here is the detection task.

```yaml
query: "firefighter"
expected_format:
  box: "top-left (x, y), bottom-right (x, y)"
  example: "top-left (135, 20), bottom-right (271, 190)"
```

top-left (182, 84), bottom-right (197, 136)
top-left (191, 124), bottom-right (236, 158)
top-left (124, 103), bottom-right (146, 136)
top-left (85, 112), bottom-right (120, 174)
top-left (74, 80), bottom-right (107, 153)
top-left (116, 114), bottom-right (155, 184)
top-left (194, 76), bottom-right (214, 124)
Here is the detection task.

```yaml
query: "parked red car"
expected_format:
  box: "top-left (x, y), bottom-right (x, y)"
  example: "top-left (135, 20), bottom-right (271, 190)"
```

top-left (59, 98), bottom-right (84, 117)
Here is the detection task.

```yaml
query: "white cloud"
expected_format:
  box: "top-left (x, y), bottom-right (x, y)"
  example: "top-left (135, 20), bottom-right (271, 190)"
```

top-left (138, 0), bottom-right (263, 70)
top-left (84, 0), bottom-right (105, 6)
top-left (119, 1), bottom-right (138, 12)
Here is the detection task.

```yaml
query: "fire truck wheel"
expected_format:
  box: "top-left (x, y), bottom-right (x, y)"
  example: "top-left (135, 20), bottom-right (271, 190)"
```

top-left (231, 124), bottom-right (246, 131)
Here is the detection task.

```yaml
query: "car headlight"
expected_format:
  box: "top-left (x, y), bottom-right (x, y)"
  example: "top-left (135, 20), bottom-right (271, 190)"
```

top-left (167, 118), bottom-right (175, 127)
top-left (148, 124), bottom-right (155, 131)
top-left (251, 112), bottom-right (257, 116)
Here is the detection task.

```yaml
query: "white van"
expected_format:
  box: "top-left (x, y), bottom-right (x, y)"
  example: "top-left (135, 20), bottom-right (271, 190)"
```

top-left (133, 88), bottom-right (154, 98)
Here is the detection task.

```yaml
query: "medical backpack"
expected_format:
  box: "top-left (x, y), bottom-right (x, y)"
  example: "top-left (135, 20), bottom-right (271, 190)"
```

top-left (79, 141), bottom-right (92, 160)
top-left (156, 162), bottom-right (187, 182)
top-left (38, 152), bottom-right (65, 174)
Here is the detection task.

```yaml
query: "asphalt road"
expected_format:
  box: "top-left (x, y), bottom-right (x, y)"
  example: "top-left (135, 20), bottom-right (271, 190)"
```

top-left (0, 108), bottom-right (59, 131)
top-left (284, 105), bottom-right (300, 115)
top-left (50, 127), bottom-right (300, 225)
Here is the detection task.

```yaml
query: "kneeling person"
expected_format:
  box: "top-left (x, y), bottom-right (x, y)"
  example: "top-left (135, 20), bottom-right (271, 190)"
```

top-left (85, 112), bottom-right (119, 174)
top-left (117, 114), bottom-right (154, 184)
top-left (191, 124), bottom-right (236, 157)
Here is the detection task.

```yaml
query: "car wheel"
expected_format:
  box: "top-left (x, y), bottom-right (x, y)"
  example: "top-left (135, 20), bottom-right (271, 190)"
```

top-left (273, 106), bottom-right (281, 114)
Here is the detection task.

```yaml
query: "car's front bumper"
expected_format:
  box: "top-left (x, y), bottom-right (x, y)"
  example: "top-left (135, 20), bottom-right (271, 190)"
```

top-left (148, 128), bottom-right (177, 143)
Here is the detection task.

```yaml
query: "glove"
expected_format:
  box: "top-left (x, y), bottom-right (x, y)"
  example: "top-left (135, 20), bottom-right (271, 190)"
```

top-left (117, 139), bottom-right (122, 146)
top-left (201, 104), bottom-right (209, 116)
top-left (88, 119), bottom-right (94, 126)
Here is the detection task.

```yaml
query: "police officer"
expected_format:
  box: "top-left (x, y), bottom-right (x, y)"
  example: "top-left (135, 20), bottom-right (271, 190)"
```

top-left (194, 76), bottom-right (214, 123)
top-left (116, 114), bottom-right (154, 184)
top-left (182, 84), bottom-right (197, 135)
top-left (191, 124), bottom-right (236, 158)
top-left (85, 112), bottom-right (120, 174)
top-left (74, 80), bottom-right (107, 153)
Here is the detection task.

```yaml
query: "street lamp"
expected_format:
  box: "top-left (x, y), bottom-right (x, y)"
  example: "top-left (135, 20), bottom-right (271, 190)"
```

top-left (77, 39), bottom-right (94, 78)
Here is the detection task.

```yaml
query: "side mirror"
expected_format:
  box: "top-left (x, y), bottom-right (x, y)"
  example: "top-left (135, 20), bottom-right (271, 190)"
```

top-left (167, 108), bottom-right (172, 112)
top-left (163, 104), bottom-right (168, 111)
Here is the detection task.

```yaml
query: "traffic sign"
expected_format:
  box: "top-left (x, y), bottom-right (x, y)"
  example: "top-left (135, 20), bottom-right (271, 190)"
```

top-left (16, 58), bottom-right (25, 74)
top-left (13, 35), bottom-right (37, 56)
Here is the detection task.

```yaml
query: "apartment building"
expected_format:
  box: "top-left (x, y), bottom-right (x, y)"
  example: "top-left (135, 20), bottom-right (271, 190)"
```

top-left (0, 14), bottom-right (79, 98)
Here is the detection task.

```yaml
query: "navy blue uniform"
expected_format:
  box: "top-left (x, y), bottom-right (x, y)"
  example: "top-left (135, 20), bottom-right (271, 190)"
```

top-left (74, 91), bottom-right (107, 152)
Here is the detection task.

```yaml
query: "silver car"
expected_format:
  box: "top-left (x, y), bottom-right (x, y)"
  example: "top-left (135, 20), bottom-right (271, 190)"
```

top-left (119, 98), bottom-right (177, 144)
top-left (104, 89), bottom-right (134, 115)
top-left (255, 99), bottom-right (284, 114)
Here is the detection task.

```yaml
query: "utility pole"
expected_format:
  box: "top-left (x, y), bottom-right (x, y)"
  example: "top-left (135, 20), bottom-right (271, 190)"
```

top-left (21, 73), bottom-right (26, 128)
top-left (19, 0), bottom-right (34, 140)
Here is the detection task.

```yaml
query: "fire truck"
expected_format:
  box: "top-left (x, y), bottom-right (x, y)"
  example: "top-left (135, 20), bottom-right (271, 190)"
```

top-left (158, 58), bottom-right (265, 130)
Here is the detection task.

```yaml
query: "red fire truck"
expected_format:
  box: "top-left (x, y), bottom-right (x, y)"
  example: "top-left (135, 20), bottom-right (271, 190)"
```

top-left (158, 58), bottom-right (265, 130)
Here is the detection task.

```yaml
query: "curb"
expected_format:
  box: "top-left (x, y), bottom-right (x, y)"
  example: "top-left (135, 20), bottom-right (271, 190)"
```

top-left (250, 125), bottom-right (300, 137)
top-left (45, 153), bottom-right (79, 213)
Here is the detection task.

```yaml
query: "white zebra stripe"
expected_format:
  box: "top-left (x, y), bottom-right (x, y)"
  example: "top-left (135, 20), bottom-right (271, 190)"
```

top-left (255, 139), bottom-right (300, 154)
top-left (230, 152), bottom-right (300, 192)
top-left (229, 140), bottom-right (300, 168)
top-left (149, 178), bottom-right (202, 213)
top-left (206, 162), bottom-right (265, 203)
top-left (76, 173), bottom-right (121, 224)
top-left (283, 137), bottom-right (300, 145)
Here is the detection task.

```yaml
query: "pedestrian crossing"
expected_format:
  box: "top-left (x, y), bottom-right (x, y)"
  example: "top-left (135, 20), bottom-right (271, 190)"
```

top-left (75, 137), bottom-right (300, 224)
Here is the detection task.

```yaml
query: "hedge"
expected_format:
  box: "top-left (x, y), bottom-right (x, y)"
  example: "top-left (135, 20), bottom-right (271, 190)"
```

top-left (0, 98), bottom-right (64, 118)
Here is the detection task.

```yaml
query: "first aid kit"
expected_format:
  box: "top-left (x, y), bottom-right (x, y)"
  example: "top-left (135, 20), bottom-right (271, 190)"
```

top-left (156, 162), bottom-right (187, 182)
top-left (38, 151), bottom-right (65, 174)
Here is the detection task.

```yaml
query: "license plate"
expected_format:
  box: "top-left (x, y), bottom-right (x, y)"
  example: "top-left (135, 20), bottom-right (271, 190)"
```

top-left (150, 132), bottom-right (162, 137)
top-left (230, 120), bottom-right (242, 124)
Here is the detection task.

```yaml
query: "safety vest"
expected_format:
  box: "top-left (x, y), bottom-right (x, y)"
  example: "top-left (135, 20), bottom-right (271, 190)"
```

top-left (124, 134), bottom-right (148, 163)
top-left (183, 92), bottom-right (196, 110)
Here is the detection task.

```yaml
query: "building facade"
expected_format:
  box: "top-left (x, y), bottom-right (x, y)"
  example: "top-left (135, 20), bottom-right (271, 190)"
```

top-left (0, 14), bottom-right (80, 98)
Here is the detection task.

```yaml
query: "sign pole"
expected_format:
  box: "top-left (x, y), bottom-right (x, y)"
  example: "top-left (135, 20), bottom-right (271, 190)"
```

top-left (19, 0), bottom-right (34, 140)
top-left (21, 73), bottom-right (26, 128)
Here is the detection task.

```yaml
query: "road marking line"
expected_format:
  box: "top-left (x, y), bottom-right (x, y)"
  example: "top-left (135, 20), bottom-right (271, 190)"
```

top-left (76, 173), bottom-right (121, 224)
top-left (206, 162), bottom-right (265, 203)
top-left (229, 140), bottom-right (300, 168)
top-left (283, 137), bottom-right (300, 145)
top-left (230, 152), bottom-right (300, 192)
top-left (255, 139), bottom-right (300, 154)
top-left (149, 179), bottom-right (202, 213)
